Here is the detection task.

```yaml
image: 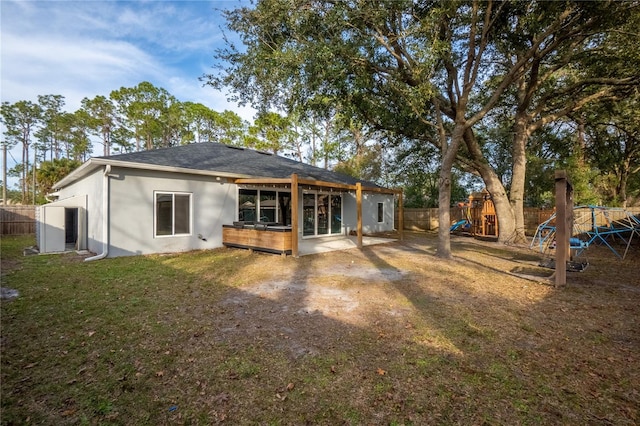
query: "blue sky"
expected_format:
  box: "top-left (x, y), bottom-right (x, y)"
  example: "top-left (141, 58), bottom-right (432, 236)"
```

top-left (0, 0), bottom-right (254, 119)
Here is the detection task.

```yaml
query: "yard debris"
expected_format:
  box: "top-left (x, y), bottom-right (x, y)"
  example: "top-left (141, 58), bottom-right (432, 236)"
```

top-left (1, 287), bottom-right (19, 300)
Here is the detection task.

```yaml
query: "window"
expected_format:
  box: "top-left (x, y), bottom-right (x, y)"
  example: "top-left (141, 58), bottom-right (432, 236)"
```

top-left (238, 188), bottom-right (291, 224)
top-left (303, 193), bottom-right (316, 236)
top-left (155, 192), bottom-right (191, 237)
top-left (259, 191), bottom-right (277, 222)
top-left (302, 191), bottom-right (343, 237)
top-left (377, 202), bottom-right (384, 223)
top-left (331, 195), bottom-right (342, 233)
top-left (238, 189), bottom-right (257, 222)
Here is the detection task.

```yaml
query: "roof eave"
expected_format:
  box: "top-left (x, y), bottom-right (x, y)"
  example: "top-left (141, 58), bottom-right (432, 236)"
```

top-left (53, 158), bottom-right (254, 190)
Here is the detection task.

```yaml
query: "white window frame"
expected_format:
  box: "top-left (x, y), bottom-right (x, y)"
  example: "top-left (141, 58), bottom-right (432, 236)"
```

top-left (302, 190), bottom-right (343, 238)
top-left (154, 191), bottom-right (192, 237)
top-left (237, 188), bottom-right (292, 224)
top-left (377, 202), bottom-right (384, 223)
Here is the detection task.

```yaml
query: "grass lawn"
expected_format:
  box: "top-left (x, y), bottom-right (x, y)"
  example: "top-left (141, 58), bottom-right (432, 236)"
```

top-left (1, 232), bottom-right (639, 425)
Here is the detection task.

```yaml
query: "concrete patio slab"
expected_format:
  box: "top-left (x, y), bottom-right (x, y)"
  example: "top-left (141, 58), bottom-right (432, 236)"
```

top-left (298, 235), bottom-right (396, 256)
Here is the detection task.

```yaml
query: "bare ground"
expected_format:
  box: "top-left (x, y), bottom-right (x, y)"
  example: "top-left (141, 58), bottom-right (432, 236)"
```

top-left (2, 231), bottom-right (639, 424)
top-left (188, 231), bottom-right (640, 423)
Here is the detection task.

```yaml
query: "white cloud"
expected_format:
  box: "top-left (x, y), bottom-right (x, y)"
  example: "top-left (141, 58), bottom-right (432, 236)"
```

top-left (1, 32), bottom-right (161, 109)
top-left (1, 0), bottom-right (255, 182)
top-left (0, 0), bottom-right (252, 110)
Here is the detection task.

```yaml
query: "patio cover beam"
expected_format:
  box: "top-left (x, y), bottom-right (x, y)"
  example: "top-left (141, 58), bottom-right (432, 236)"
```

top-left (234, 176), bottom-right (402, 195)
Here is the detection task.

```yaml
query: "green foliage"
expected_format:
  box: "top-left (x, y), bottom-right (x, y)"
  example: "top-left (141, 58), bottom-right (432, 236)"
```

top-left (36, 158), bottom-right (82, 197)
top-left (245, 111), bottom-right (293, 154)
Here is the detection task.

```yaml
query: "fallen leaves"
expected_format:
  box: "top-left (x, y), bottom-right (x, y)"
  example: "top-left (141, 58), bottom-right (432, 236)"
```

top-left (377, 368), bottom-right (387, 376)
top-left (275, 382), bottom-right (296, 401)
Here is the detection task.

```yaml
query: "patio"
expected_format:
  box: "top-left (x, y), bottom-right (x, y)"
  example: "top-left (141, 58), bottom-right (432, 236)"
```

top-left (298, 234), bottom-right (396, 256)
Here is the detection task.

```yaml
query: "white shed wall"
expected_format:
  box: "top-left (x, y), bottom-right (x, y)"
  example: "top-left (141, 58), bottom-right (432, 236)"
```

top-left (51, 169), bottom-right (103, 253)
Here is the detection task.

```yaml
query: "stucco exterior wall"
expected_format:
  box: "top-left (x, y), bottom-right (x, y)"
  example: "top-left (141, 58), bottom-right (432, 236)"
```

top-left (50, 164), bottom-right (394, 257)
top-left (56, 168), bottom-right (103, 253)
top-left (106, 167), bottom-right (236, 257)
top-left (342, 192), bottom-right (395, 234)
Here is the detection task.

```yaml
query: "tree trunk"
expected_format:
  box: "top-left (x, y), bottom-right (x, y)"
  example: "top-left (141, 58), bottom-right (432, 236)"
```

top-left (462, 128), bottom-right (517, 244)
top-left (22, 141), bottom-right (28, 204)
top-left (509, 113), bottom-right (530, 244)
top-left (436, 123), bottom-right (464, 259)
top-left (2, 144), bottom-right (7, 205)
top-left (618, 158), bottom-right (630, 208)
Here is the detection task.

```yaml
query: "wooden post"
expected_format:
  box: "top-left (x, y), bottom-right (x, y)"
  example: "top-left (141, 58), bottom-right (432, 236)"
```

top-left (291, 173), bottom-right (299, 258)
top-left (555, 170), bottom-right (568, 287)
top-left (398, 189), bottom-right (404, 241)
top-left (356, 182), bottom-right (363, 249)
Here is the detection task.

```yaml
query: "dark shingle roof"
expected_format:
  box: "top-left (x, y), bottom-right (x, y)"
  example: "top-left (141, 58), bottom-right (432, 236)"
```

top-left (97, 143), bottom-right (380, 188)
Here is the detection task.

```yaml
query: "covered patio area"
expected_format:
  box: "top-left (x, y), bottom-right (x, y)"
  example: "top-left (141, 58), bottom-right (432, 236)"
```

top-left (225, 173), bottom-right (403, 257)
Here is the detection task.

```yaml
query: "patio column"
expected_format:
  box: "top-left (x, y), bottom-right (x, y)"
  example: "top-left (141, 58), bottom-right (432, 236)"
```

top-left (398, 189), bottom-right (404, 241)
top-left (356, 182), bottom-right (363, 248)
top-left (291, 173), bottom-right (299, 257)
top-left (555, 170), bottom-right (571, 287)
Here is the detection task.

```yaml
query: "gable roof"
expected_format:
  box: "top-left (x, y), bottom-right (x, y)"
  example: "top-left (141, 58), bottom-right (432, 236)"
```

top-left (54, 143), bottom-right (383, 190)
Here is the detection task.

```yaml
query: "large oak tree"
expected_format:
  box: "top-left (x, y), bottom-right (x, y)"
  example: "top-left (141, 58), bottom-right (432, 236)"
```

top-left (207, 0), bottom-right (639, 256)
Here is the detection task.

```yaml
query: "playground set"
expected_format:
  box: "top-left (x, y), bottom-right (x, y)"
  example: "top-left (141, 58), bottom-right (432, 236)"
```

top-left (450, 189), bottom-right (498, 237)
top-left (451, 176), bottom-right (639, 286)
top-left (530, 204), bottom-right (640, 261)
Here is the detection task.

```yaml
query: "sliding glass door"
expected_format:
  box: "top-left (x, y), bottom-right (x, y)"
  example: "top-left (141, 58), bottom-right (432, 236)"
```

top-left (302, 192), bottom-right (342, 237)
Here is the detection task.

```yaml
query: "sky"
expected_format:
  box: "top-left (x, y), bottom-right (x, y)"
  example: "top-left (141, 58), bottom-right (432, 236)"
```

top-left (1, 0), bottom-right (255, 184)
top-left (1, 0), bottom-right (254, 116)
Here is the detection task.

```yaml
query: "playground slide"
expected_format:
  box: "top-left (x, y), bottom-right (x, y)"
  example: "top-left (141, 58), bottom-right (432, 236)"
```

top-left (450, 220), bottom-right (469, 232)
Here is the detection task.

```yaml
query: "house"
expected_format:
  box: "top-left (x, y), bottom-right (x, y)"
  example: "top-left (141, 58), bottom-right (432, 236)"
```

top-left (37, 143), bottom-right (402, 258)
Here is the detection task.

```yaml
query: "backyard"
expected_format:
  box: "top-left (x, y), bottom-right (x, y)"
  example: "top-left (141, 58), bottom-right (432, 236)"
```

top-left (1, 232), bottom-right (639, 425)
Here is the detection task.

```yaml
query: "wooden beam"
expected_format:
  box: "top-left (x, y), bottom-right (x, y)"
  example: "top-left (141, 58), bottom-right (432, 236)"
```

top-left (398, 189), bottom-right (404, 241)
top-left (555, 170), bottom-right (568, 287)
top-left (356, 182), bottom-right (363, 249)
top-left (360, 185), bottom-right (403, 195)
top-left (233, 178), bottom-right (292, 185)
top-left (235, 176), bottom-right (400, 195)
top-left (291, 173), bottom-right (299, 258)
top-left (297, 178), bottom-right (355, 191)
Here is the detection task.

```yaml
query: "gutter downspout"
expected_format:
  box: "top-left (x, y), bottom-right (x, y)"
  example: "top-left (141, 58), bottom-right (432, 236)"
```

top-left (85, 165), bottom-right (112, 262)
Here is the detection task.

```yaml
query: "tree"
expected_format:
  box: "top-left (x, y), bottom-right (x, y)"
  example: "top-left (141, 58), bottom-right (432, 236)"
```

top-left (36, 94), bottom-right (66, 161)
top-left (81, 95), bottom-right (117, 156)
top-left (245, 111), bottom-right (293, 155)
top-left (581, 95), bottom-right (640, 207)
top-left (207, 1), bottom-right (534, 256)
top-left (208, 0), bottom-right (640, 256)
top-left (36, 158), bottom-right (81, 198)
top-left (110, 82), bottom-right (180, 151)
top-left (483, 1), bottom-right (640, 242)
top-left (0, 100), bottom-right (42, 203)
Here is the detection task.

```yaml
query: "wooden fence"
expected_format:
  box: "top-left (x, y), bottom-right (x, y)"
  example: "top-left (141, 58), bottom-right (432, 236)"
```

top-left (396, 207), bottom-right (556, 235)
top-left (1, 206), bottom-right (37, 235)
